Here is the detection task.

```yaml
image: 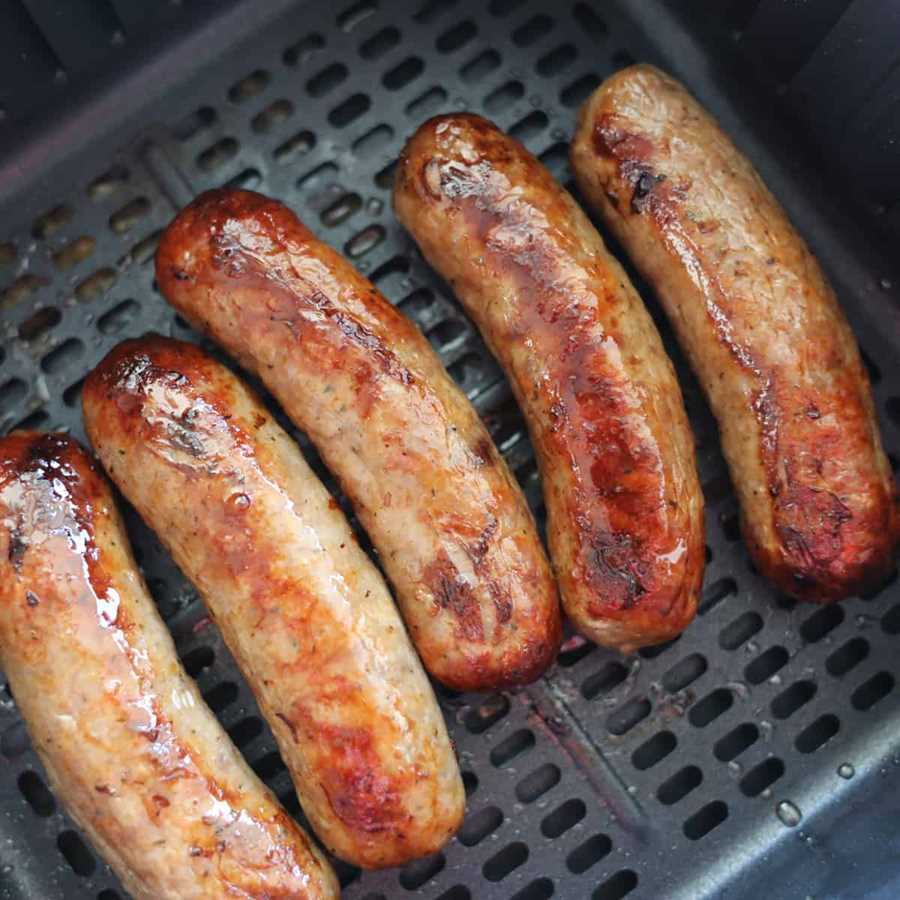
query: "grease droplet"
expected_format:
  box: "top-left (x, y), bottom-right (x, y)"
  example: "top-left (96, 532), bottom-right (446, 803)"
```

top-left (227, 492), bottom-right (251, 511)
top-left (838, 763), bottom-right (855, 780)
top-left (776, 800), bottom-right (802, 827)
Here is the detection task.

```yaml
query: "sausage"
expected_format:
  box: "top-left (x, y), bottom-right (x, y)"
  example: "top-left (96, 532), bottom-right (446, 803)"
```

top-left (82, 335), bottom-right (464, 869)
top-left (394, 114), bottom-right (705, 653)
top-left (0, 431), bottom-right (337, 900)
top-left (571, 64), bottom-right (900, 600)
top-left (154, 188), bottom-right (560, 690)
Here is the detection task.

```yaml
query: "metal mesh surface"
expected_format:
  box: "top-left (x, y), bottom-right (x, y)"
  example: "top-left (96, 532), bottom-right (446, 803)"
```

top-left (1, 1), bottom-right (900, 898)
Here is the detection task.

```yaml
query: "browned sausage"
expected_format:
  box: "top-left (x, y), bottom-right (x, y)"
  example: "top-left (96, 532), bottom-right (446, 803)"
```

top-left (571, 64), bottom-right (899, 600)
top-left (83, 336), bottom-right (464, 869)
top-left (154, 189), bottom-right (560, 690)
top-left (0, 431), bottom-right (337, 899)
top-left (394, 114), bottom-right (705, 653)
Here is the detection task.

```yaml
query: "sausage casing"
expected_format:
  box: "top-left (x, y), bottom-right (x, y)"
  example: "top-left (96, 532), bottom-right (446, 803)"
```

top-left (0, 431), bottom-right (337, 900)
top-left (571, 64), bottom-right (899, 600)
top-left (83, 336), bottom-right (464, 869)
top-left (155, 189), bottom-right (560, 690)
top-left (394, 114), bottom-right (705, 653)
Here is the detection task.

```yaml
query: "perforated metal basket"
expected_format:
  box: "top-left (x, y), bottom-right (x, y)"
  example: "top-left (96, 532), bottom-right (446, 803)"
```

top-left (1, 2), bottom-right (900, 899)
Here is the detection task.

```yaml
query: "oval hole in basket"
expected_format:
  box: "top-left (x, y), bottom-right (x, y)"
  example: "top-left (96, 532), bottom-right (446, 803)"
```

top-left (607, 697), bottom-right (650, 735)
top-left (657, 765), bottom-right (702, 805)
top-left (283, 32), bottom-right (325, 66)
top-left (541, 798), bottom-right (586, 840)
top-left (485, 80), bottom-right (524, 114)
top-left (329, 93), bottom-right (371, 128)
top-left (771, 680), bottom-right (816, 720)
top-left (383, 56), bottom-right (424, 90)
top-left (353, 123), bottom-right (394, 156)
top-left (483, 841), bottom-right (528, 882)
top-left (1, 721), bottom-right (29, 759)
top-left (800, 604), bottom-right (845, 643)
top-left (632, 730), bottom-right (676, 771)
top-left (308, 62), bottom-right (348, 97)
top-left (0, 378), bottom-right (27, 416)
top-left (98, 299), bottom-right (139, 335)
top-left (406, 85), bottom-right (448, 118)
top-left (181, 645), bottom-right (215, 677)
top-left (852, 671), bottom-right (894, 711)
top-left (511, 878), bottom-right (554, 900)
top-left (566, 833), bottom-right (612, 874)
top-left (435, 887), bottom-right (470, 900)
top-left (203, 680), bottom-right (239, 713)
top-left (458, 804), bottom-right (503, 846)
top-left (399, 851), bottom-right (445, 890)
top-left (513, 14), bottom-right (553, 46)
top-left (714, 722), bottom-right (758, 762)
top-left (274, 130), bottom-right (316, 164)
top-left (745, 645), bottom-right (789, 685)
top-left (437, 20), bottom-right (477, 53)
top-left (826, 637), bottom-right (869, 678)
top-left (2, 274), bottom-right (47, 308)
top-left (509, 110), bottom-right (549, 144)
top-left (252, 98), bottom-right (294, 133)
top-left (338, 0), bottom-right (377, 32)
top-left (490, 728), bottom-right (535, 767)
top-left (345, 225), bottom-right (385, 258)
top-left (560, 73), bottom-right (599, 107)
top-left (594, 869), bottom-right (638, 900)
top-left (795, 714), bottom-right (840, 753)
top-left (18, 306), bottom-right (61, 342)
top-left (173, 106), bottom-right (217, 141)
top-left (663, 653), bottom-right (707, 692)
top-left (228, 68), bottom-right (270, 103)
top-left (414, 0), bottom-right (457, 24)
top-left (88, 164), bottom-right (130, 200)
top-left (537, 43), bottom-right (576, 76)
top-left (228, 715), bottom-right (264, 748)
top-left (719, 611), bottom-right (763, 650)
top-left (197, 138), bottom-right (239, 172)
top-left (464, 693), bottom-right (509, 733)
top-left (516, 762), bottom-right (560, 803)
top-left (699, 577), bottom-right (737, 615)
top-left (58, 830), bottom-right (96, 876)
top-left (740, 757), bottom-right (784, 797)
top-left (360, 26), bottom-right (400, 60)
top-left (320, 192), bottom-right (362, 227)
top-left (252, 750), bottom-right (286, 780)
top-left (581, 660), bottom-right (628, 699)
top-left (461, 49), bottom-right (501, 82)
top-left (333, 858), bottom-right (360, 887)
top-left (53, 235), bottom-right (95, 270)
top-left (689, 687), bottom-right (733, 727)
top-left (683, 800), bottom-right (728, 841)
top-left (32, 205), bottom-right (72, 239)
top-left (558, 634), bottom-right (594, 667)
top-left (76, 268), bottom-right (117, 302)
top-left (18, 770), bottom-right (55, 817)
top-left (573, 2), bottom-right (608, 39)
top-left (489, 0), bottom-right (525, 16)
top-left (41, 338), bottom-right (84, 375)
top-left (131, 230), bottom-right (162, 264)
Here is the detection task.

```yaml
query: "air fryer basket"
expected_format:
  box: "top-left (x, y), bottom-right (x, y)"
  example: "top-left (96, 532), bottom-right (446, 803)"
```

top-left (1, 2), bottom-right (900, 899)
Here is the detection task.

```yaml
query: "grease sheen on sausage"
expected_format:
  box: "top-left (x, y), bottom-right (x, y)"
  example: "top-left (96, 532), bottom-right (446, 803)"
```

top-left (0, 432), bottom-right (337, 900)
top-left (571, 64), bottom-right (899, 600)
top-left (83, 336), bottom-right (464, 869)
top-left (394, 114), bottom-right (705, 653)
top-left (155, 189), bottom-right (560, 690)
